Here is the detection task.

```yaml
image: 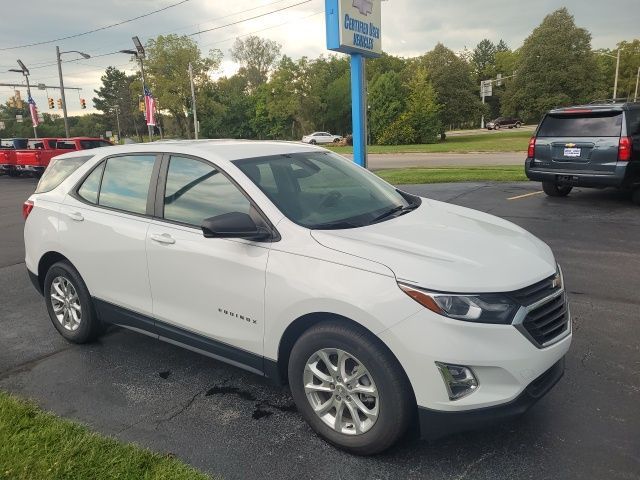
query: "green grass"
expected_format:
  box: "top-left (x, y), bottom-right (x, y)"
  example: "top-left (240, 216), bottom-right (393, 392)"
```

top-left (328, 130), bottom-right (531, 154)
top-left (375, 165), bottom-right (527, 185)
top-left (0, 391), bottom-right (212, 480)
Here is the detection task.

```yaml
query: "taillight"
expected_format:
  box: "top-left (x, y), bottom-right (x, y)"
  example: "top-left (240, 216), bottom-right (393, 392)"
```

top-left (528, 137), bottom-right (536, 158)
top-left (22, 200), bottom-right (34, 220)
top-left (618, 137), bottom-right (632, 162)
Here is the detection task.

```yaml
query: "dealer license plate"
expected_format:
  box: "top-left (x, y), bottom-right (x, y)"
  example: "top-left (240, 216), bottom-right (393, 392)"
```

top-left (563, 148), bottom-right (581, 157)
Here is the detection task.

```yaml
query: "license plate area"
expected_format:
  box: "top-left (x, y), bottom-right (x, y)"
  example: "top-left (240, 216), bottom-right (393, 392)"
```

top-left (563, 147), bottom-right (581, 157)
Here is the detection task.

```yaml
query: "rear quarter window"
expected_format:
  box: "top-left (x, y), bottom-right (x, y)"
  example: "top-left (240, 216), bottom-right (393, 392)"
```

top-left (538, 112), bottom-right (623, 137)
top-left (35, 156), bottom-right (94, 193)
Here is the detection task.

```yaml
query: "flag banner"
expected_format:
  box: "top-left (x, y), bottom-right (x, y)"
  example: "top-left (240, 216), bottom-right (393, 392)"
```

top-left (144, 86), bottom-right (156, 126)
top-left (28, 96), bottom-right (39, 127)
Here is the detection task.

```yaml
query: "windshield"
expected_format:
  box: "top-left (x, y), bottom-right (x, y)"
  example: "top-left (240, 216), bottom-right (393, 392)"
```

top-left (234, 152), bottom-right (418, 229)
top-left (538, 112), bottom-right (623, 137)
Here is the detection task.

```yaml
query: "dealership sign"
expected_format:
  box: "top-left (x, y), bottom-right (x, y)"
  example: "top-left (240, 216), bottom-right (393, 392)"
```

top-left (325, 0), bottom-right (382, 58)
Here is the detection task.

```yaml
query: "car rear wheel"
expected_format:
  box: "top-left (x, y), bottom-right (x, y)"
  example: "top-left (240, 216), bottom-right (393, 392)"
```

top-left (44, 261), bottom-right (103, 344)
top-left (542, 181), bottom-right (573, 197)
top-left (288, 321), bottom-right (413, 455)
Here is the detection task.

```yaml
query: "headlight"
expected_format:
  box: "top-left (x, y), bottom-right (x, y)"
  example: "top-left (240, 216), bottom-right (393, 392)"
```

top-left (398, 283), bottom-right (519, 324)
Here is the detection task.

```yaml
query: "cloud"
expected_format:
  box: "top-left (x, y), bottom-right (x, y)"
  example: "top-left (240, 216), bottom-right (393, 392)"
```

top-left (0, 0), bottom-right (637, 116)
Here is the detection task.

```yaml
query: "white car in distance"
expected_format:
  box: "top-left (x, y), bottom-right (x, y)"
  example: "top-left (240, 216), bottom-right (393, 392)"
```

top-left (302, 132), bottom-right (342, 144)
top-left (24, 140), bottom-right (570, 455)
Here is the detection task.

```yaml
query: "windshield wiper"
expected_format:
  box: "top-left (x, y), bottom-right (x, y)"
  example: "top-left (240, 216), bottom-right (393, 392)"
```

top-left (312, 220), bottom-right (362, 230)
top-left (370, 203), bottom-right (418, 224)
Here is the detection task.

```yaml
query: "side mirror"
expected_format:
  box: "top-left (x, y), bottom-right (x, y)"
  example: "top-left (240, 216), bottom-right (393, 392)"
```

top-left (201, 212), bottom-right (270, 241)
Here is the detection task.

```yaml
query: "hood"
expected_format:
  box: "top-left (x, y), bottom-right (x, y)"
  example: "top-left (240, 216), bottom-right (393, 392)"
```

top-left (310, 198), bottom-right (556, 293)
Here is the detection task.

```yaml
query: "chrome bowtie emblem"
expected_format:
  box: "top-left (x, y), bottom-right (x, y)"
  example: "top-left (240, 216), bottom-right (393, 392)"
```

top-left (353, 0), bottom-right (373, 15)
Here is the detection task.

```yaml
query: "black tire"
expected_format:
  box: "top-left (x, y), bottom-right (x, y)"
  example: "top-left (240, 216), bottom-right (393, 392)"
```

top-left (515, 122), bottom-right (521, 128)
top-left (542, 181), bottom-right (573, 197)
top-left (632, 188), bottom-right (640, 206)
top-left (288, 321), bottom-right (413, 455)
top-left (8, 169), bottom-right (19, 177)
top-left (333, 138), bottom-right (340, 143)
top-left (43, 261), bottom-right (103, 344)
top-left (310, 139), bottom-right (317, 145)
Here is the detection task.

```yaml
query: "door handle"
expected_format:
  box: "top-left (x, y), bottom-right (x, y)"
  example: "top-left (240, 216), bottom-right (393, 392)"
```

top-left (150, 233), bottom-right (176, 245)
top-left (67, 211), bottom-right (84, 222)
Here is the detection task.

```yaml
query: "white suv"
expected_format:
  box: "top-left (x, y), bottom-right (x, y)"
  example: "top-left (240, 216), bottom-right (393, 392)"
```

top-left (24, 141), bottom-right (571, 454)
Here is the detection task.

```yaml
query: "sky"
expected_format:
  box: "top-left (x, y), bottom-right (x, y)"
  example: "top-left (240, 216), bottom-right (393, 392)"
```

top-left (0, 0), bottom-right (638, 116)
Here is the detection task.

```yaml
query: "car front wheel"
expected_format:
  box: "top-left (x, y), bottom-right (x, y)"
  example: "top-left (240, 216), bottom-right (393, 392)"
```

top-left (310, 139), bottom-right (317, 145)
top-left (288, 321), bottom-right (413, 455)
top-left (44, 261), bottom-right (103, 343)
top-left (542, 181), bottom-right (573, 197)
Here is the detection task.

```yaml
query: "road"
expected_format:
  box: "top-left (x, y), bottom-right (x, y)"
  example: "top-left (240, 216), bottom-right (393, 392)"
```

top-left (345, 151), bottom-right (525, 169)
top-left (0, 174), bottom-right (638, 480)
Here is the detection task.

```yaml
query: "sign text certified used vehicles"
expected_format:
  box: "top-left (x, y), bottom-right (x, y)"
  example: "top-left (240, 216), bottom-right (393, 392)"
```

top-left (301, 132), bottom-right (342, 144)
top-left (24, 141), bottom-right (571, 454)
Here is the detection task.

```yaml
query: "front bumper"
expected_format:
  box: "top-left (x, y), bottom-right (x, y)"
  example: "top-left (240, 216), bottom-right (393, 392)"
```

top-left (418, 357), bottom-right (565, 440)
top-left (525, 158), bottom-right (627, 188)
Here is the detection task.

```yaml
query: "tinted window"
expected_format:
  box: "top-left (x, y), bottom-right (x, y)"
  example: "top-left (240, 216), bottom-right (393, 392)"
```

top-left (235, 152), bottom-right (414, 229)
top-left (538, 112), bottom-right (623, 137)
top-left (99, 155), bottom-right (156, 214)
top-left (80, 140), bottom-right (112, 149)
top-left (56, 141), bottom-right (76, 150)
top-left (163, 156), bottom-right (251, 227)
top-left (35, 156), bottom-right (93, 193)
top-left (626, 110), bottom-right (640, 136)
top-left (77, 162), bottom-right (105, 204)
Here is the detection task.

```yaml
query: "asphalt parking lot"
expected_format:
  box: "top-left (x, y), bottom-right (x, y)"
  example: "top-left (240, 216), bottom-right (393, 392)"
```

top-left (0, 175), bottom-right (638, 480)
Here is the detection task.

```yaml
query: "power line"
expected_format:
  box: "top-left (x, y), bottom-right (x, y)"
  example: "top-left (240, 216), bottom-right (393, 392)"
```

top-left (187, 0), bottom-right (313, 37)
top-left (0, 0), bottom-right (193, 51)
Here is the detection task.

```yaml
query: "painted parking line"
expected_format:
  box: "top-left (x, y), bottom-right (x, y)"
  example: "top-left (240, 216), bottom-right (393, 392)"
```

top-left (507, 190), bottom-right (544, 200)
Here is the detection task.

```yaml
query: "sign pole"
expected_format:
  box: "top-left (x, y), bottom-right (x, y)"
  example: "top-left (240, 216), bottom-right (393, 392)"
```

top-left (351, 53), bottom-right (367, 168)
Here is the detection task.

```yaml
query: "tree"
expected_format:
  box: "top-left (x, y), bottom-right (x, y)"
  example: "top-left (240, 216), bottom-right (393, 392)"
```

top-left (230, 36), bottom-right (281, 90)
top-left (93, 67), bottom-right (140, 139)
top-left (144, 34), bottom-right (222, 138)
top-left (369, 71), bottom-right (405, 143)
top-left (420, 43), bottom-right (482, 133)
top-left (496, 39), bottom-right (509, 52)
top-left (501, 8), bottom-right (598, 122)
top-left (472, 39), bottom-right (497, 79)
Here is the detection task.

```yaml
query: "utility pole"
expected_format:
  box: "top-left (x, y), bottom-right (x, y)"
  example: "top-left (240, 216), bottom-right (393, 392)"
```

top-left (56, 47), bottom-right (91, 138)
top-left (121, 36), bottom-right (152, 142)
top-left (613, 49), bottom-right (621, 100)
top-left (188, 62), bottom-right (198, 139)
top-left (113, 106), bottom-right (122, 141)
top-left (9, 60), bottom-right (37, 138)
top-left (634, 66), bottom-right (639, 103)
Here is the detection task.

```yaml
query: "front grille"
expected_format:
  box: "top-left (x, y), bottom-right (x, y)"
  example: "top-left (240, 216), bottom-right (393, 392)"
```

top-left (521, 292), bottom-right (569, 347)
top-left (509, 274), bottom-right (560, 306)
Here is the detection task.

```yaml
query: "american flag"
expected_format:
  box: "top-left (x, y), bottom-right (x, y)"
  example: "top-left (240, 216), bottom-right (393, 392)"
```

top-left (28, 95), bottom-right (39, 127)
top-left (144, 86), bottom-right (156, 126)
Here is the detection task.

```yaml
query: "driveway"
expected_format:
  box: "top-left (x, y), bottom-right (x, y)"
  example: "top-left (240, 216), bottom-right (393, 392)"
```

top-left (0, 175), bottom-right (638, 480)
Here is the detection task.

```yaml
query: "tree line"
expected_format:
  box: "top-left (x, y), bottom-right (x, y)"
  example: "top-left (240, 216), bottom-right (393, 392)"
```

top-left (1, 8), bottom-right (638, 145)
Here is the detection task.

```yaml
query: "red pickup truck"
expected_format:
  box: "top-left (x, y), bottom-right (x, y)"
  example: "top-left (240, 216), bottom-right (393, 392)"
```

top-left (13, 137), bottom-right (113, 176)
top-left (0, 138), bottom-right (24, 177)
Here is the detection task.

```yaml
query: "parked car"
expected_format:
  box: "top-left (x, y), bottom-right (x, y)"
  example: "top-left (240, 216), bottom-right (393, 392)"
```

top-left (302, 132), bottom-right (342, 144)
top-left (487, 117), bottom-right (522, 130)
top-left (24, 141), bottom-right (570, 454)
top-left (525, 101), bottom-right (640, 204)
top-left (14, 137), bottom-right (113, 177)
top-left (0, 139), bottom-right (23, 176)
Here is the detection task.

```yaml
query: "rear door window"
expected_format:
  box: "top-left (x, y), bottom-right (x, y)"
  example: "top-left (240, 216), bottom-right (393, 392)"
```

top-left (98, 155), bottom-right (156, 214)
top-left (538, 112), bottom-right (623, 137)
top-left (35, 156), bottom-right (93, 193)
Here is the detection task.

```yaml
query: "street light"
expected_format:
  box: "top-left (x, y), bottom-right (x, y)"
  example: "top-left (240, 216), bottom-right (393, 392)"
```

top-left (597, 50), bottom-right (622, 100)
top-left (9, 59), bottom-right (37, 138)
top-left (57, 46), bottom-right (91, 138)
top-left (121, 36), bottom-right (153, 141)
top-left (634, 66), bottom-right (639, 103)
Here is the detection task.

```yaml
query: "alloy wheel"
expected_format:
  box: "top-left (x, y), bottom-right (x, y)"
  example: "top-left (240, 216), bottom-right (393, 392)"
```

top-left (50, 276), bottom-right (82, 331)
top-left (303, 348), bottom-right (379, 435)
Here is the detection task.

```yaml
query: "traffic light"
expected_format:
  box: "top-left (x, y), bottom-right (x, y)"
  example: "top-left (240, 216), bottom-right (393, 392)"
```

top-left (48, 98), bottom-right (54, 109)
top-left (57, 98), bottom-right (62, 109)
top-left (80, 98), bottom-right (86, 109)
